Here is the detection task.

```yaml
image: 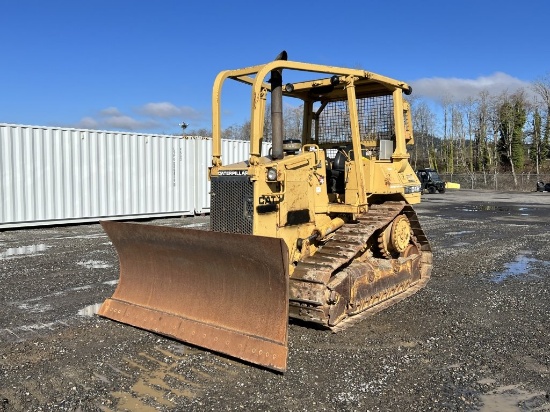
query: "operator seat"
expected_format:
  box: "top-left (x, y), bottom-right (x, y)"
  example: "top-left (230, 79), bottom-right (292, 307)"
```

top-left (327, 148), bottom-right (348, 194)
top-left (327, 145), bottom-right (370, 194)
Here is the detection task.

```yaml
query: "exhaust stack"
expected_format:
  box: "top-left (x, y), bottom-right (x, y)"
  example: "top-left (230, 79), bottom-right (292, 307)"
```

top-left (271, 50), bottom-right (287, 160)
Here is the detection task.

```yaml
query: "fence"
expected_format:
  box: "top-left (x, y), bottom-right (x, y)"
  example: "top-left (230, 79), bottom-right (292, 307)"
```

top-left (440, 172), bottom-right (550, 192)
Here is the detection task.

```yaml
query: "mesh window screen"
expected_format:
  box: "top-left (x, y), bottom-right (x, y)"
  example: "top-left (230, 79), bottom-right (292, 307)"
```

top-left (317, 95), bottom-right (395, 145)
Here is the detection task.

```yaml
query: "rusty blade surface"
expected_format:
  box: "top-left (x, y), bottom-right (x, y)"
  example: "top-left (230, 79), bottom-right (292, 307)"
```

top-left (98, 220), bottom-right (289, 372)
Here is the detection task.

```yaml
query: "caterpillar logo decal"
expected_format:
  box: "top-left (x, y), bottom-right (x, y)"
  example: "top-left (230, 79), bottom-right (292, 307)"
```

top-left (218, 170), bottom-right (247, 176)
top-left (259, 195), bottom-right (281, 205)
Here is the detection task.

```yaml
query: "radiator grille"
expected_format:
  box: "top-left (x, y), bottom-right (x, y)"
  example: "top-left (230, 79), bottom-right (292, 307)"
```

top-left (211, 176), bottom-right (253, 234)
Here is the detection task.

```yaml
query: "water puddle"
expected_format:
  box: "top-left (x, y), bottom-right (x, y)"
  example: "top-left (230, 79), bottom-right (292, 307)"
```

top-left (71, 285), bottom-right (93, 291)
top-left (77, 260), bottom-right (112, 269)
top-left (451, 242), bottom-right (470, 247)
top-left (457, 205), bottom-right (531, 215)
top-left (19, 322), bottom-right (59, 332)
top-left (183, 223), bottom-right (207, 228)
top-left (446, 231), bottom-right (474, 247)
top-left (0, 244), bottom-right (49, 260)
top-left (446, 230), bottom-right (475, 236)
top-left (78, 303), bottom-right (103, 317)
top-left (518, 207), bottom-right (530, 216)
top-left (458, 205), bottom-right (511, 212)
top-left (17, 302), bottom-right (53, 313)
top-left (58, 233), bottom-right (107, 240)
top-left (478, 384), bottom-right (546, 411)
top-left (490, 251), bottom-right (550, 283)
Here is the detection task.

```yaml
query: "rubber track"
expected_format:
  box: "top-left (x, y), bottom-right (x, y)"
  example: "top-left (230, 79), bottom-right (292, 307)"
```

top-left (289, 201), bottom-right (433, 332)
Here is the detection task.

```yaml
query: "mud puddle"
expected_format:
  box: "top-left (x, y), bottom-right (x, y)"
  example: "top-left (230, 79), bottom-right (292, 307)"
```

top-left (0, 244), bottom-right (49, 259)
top-left (78, 303), bottom-right (103, 317)
top-left (478, 384), bottom-right (548, 411)
top-left (457, 205), bottom-right (532, 215)
top-left (77, 260), bottom-right (112, 269)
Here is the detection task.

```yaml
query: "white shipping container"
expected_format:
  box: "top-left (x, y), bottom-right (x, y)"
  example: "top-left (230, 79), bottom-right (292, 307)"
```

top-left (0, 124), bottom-right (195, 228)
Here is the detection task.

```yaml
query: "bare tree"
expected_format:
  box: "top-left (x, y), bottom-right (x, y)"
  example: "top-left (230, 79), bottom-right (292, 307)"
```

top-left (463, 97), bottom-right (478, 188)
top-left (532, 73), bottom-right (550, 111)
top-left (409, 99), bottom-right (436, 169)
top-left (186, 128), bottom-right (211, 137)
top-left (451, 102), bottom-right (467, 173)
top-left (440, 96), bottom-right (455, 175)
top-left (222, 122), bottom-right (250, 141)
top-left (284, 105), bottom-right (303, 141)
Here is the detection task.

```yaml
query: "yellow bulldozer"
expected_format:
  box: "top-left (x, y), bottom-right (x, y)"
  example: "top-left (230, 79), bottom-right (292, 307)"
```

top-left (98, 52), bottom-right (432, 372)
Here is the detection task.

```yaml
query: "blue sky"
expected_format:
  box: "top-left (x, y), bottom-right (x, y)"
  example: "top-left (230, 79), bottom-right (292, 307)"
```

top-left (2, 0), bottom-right (549, 135)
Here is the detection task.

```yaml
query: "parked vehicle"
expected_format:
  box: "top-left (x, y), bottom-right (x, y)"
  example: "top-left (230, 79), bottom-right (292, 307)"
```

top-left (416, 168), bottom-right (446, 194)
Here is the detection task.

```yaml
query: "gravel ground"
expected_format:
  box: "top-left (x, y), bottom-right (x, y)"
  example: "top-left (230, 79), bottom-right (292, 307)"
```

top-left (1, 189), bottom-right (549, 412)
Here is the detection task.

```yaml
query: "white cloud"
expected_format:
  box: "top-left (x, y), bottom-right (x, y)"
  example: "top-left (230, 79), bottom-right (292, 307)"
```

top-left (138, 102), bottom-right (205, 120)
top-left (74, 101), bottom-right (207, 133)
top-left (75, 107), bottom-right (160, 132)
top-left (410, 72), bottom-right (533, 102)
top-left (77, 116), bottom-right (99, 129)
top-left (139, 102), bottom-right (181, 118)
top-left (100, 107), bottom-right (122, 116)
top-left (103, 114), bottom-right (159, 131)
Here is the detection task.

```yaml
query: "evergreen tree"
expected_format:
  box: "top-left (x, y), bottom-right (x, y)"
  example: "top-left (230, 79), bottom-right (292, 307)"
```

top-left (497, 92), bottom-right (527, 185)
top-left (474, 92), bottom-right (491, 172)
top-left (544, 112), bottom-right (550, 163)
top-left (511, 97), bottom-right (527, 172)
top-left (530, 109), bottom-right (542, 173)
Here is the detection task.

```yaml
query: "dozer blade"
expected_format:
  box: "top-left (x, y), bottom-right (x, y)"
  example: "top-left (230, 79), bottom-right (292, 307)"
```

top-left (98, 221), bottom-right (290, 372)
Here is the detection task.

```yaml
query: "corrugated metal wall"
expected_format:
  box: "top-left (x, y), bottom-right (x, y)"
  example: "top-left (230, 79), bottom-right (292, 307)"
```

top-left (0, 123), bottom-right (264, 229)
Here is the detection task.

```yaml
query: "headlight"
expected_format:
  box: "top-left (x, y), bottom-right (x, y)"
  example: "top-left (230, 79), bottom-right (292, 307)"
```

top-left (404, 185), bottom-right (421, 194)
top-left (266, 167), bottom-right (278, 181)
